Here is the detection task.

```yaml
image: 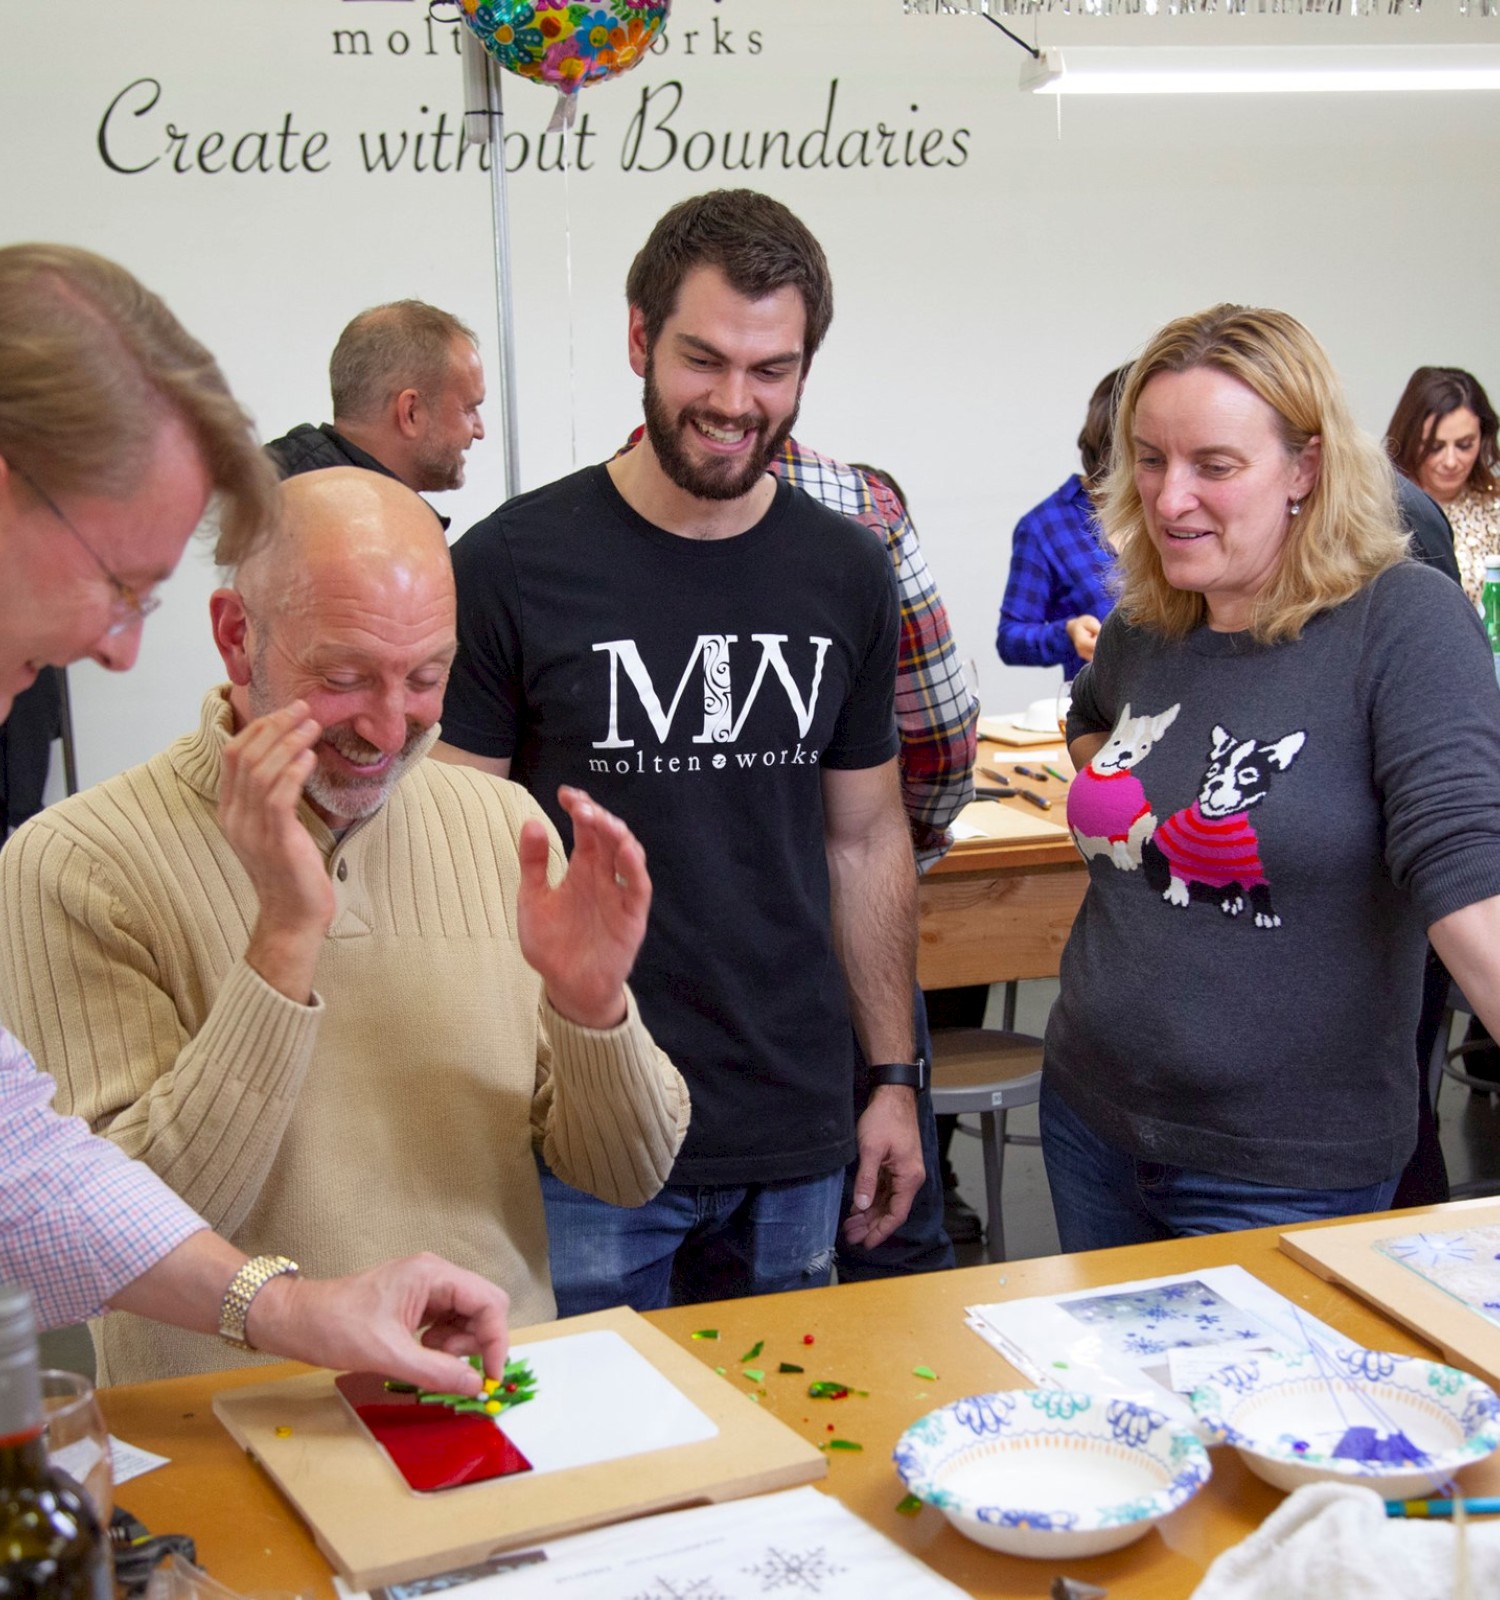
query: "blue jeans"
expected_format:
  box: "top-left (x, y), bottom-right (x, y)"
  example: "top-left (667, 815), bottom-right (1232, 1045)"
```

top-left (541, 1165), bottom-right (845, 1315)
top-left (1039, 1076), bottom-right (1401, 1253)
top-left (835, 980), bottom-right (952, 1281)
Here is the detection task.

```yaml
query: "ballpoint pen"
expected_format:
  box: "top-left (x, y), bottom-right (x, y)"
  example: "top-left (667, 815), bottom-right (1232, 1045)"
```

top-left (1015, 787), bottom-right (1052, 811)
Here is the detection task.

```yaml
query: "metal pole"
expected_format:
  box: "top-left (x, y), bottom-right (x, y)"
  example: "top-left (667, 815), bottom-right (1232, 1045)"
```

top-left (482, 52), bottom-right (523, 500)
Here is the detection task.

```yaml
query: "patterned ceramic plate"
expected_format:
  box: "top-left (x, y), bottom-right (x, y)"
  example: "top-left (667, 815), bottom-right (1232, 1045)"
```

top-left (893, 1389), bottom-right (1211, 1559)
top-left (1188, 1346), bottom-right (1500, 1497)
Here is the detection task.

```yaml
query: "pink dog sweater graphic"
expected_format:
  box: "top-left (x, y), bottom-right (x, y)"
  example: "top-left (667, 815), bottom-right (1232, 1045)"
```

top-left (1153, 801), bottom-right (1266, 889)
top-left (1069, 768), bottom-right (1151, 842)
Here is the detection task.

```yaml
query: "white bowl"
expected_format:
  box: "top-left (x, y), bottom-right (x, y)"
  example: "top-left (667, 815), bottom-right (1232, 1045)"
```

top-left (1188, 1346), bottom-right (1500, 1498)
top-left (893, 1389), bottom-right (1211, 1559)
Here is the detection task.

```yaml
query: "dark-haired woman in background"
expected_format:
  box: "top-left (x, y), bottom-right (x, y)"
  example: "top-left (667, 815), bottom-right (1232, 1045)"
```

top-left (1387, 366), bottom-right (1500, 605)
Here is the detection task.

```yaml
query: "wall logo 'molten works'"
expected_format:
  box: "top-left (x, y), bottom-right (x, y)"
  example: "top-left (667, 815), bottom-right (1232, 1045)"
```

top-left (590, 635), bottom-right (830, 776)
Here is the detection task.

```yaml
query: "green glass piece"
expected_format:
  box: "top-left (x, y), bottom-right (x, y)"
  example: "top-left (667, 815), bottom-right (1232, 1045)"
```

top-left (896, 1493), bottom-right (924, 1516)
top-left (742, 1368), bottom-right (765, 1383)
top-left (691, 1329), bottom-right (719, 1341)
top-left (740, 1340), bottom-right (765, 1362)
top-left (825, 1438), bottom-right (863, 1452)
top-left (778, 1362), bottom-right (805, 1374)
top-left (912, 1365), bottom-right (938, 1381)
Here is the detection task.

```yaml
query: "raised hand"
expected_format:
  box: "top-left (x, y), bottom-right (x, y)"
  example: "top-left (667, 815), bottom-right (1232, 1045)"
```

top-left (517, 785), bottom-right (650, 1030)
top-left (219, 701), bottom-right (333, 1001)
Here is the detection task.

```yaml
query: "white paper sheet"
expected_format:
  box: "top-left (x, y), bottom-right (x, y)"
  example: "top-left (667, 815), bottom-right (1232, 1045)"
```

top-left (335, 1487), bottom-right (967, 1600)
top-left (482, 1329), bottom-right (718, 1476)
top-left (966, 1263), bottom-right (1350, 1436)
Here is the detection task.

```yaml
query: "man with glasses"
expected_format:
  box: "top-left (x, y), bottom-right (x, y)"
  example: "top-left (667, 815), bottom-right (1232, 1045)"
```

top-left (0, 243), bottom-right (517, 1388)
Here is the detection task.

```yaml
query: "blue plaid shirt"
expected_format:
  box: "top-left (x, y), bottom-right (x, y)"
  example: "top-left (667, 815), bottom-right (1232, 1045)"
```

top-left (996, 474), bottom-right (1116, 680)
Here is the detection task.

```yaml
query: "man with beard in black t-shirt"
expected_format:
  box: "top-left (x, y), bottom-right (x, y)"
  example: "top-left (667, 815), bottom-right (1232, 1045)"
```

top-left (435, 190), bottom-right (924, 1312)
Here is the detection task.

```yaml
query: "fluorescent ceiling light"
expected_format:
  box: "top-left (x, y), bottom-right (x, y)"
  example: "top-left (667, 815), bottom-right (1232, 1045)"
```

top-left (1022, 44), bottom-right (1500, 94)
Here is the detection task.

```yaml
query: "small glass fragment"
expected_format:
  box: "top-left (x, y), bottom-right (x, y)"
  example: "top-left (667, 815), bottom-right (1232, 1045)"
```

top-left (743, 1368), bottom-right (765, 1383)
top-left (740, 1339), bottom-right (765, 1362)
top-left (714, 1366), bottom-right (726, 1375)
top-left (896, 1493), bottom-right (923, 1516)
top-left (912, 1365), bottom-right (938, 1381)
top-left (808, 1382), bottom-right (849, 1399)
top-left (274, 1426), bottom-right (293, 1438)
top-left (802, 1334), bottom-right (815, 1345)
top-left (691, 1329), bottom-right (719, 1341)
top-left (778, 1362), bottom-right (805, 1374)
top-left (823, 1438), bottom-right (863, 1452)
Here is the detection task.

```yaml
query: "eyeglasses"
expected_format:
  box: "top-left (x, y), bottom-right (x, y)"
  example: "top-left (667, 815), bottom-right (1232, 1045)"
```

top-left (12, 464), bottom-right (162, 637)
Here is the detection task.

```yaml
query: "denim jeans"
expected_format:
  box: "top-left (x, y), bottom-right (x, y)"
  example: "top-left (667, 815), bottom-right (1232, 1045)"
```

top-left (837, 986), bottom-right (955, 1282)
top-left (541, 1165), bottom-right (845, 1315)
top-left (1039, 1076), bottom-right (1401, 1254)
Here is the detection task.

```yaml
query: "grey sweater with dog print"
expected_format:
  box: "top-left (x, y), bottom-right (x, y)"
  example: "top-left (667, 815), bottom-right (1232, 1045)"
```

top-left (1052, 560), bottom-right (1500, 1189)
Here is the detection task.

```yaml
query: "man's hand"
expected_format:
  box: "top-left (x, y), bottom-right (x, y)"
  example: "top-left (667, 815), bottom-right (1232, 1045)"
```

top-left (1065, 614), bottom-right (1102, 663)
top-left (518, 786), bottom-right (650, 1030)
top-left (843, 1085), bottom-right (924, 1250)
top-left (246, 1252), bottom-right (510, 1392)
top-left (219, 701), bottom-right (334, 1002)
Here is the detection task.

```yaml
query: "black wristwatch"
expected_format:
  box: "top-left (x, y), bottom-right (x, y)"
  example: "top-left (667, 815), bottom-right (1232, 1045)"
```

top-left (868, 1056), bottom-right (928, 1093)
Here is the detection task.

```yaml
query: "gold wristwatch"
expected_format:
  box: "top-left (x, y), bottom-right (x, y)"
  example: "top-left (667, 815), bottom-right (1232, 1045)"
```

top-left (218, 1254), bottom-right (300, 1350)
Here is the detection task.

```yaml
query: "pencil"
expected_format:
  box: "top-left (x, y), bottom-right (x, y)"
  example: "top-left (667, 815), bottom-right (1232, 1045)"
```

top-left (1386, 1497), bottom-right (1500, 1518)
top-left (1043, 765), bottom-right (1069, 783)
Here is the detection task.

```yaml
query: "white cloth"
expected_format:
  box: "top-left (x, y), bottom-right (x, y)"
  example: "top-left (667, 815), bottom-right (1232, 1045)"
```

top-left (1192, 1483), bottom-right (1500, 1600)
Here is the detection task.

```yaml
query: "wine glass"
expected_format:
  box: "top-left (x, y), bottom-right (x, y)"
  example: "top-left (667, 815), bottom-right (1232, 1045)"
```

top-left (40, 1369), bottom-right (113, 1526)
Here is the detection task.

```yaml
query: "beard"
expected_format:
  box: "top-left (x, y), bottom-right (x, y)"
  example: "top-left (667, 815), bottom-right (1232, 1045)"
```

top-left (303, 719), bottom-right (429, 823)
top-left (409, 437), bottom-right (467, 493)
top-left (642, 355), bottom-right (798, 503)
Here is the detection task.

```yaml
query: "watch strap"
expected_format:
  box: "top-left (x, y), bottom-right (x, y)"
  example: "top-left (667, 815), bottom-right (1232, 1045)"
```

top-left (868, 1057), bottom-right (928, 1093)
top-left (219, 1254), bottom-right (299, 1351)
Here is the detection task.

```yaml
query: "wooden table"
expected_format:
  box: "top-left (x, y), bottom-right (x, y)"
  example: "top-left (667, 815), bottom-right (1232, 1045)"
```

top-left (917, 741), bottom-right (1087, 991)
top-left (99, 1209), bottom-right (1500, 1600)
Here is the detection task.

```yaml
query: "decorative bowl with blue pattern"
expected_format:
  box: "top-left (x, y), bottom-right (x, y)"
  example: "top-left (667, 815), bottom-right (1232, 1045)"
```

top-left (1187, 1346), bottom-right (1500, 1498)
top-left (892, 1388), bottom-right (1212, 1558)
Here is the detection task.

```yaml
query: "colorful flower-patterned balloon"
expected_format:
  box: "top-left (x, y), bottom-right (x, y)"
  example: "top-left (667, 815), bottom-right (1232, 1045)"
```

top-left (460, 1), bottom-right (668, 100)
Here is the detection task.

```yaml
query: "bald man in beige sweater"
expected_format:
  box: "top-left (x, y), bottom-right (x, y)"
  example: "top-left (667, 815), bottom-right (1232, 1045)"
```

top-left (0, 469), bottom-right (689, 1384)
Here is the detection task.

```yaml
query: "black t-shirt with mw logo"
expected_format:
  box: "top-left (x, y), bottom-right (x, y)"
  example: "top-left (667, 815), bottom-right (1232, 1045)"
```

top-left (444, 464), bottom-right (900, 1185)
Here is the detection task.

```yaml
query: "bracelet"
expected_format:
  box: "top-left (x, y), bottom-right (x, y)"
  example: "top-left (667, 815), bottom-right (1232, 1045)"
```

top-left (218, 1254), bottom-right (300, 1351)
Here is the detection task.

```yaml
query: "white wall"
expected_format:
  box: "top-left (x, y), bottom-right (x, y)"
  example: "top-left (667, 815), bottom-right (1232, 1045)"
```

top-left (4, 0), bottom-right (1496, 784)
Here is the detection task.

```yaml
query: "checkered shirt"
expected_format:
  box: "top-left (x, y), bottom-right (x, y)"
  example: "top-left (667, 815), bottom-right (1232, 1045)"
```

top-left (996, 473), bottom-right (1117, 680)
top-left (0, 1027), bottom-right (206, 1329)
top-left (774, 440), bottom-right (978, 868)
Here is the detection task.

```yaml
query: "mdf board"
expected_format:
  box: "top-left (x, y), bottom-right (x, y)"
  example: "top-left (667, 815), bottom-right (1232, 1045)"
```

top-left (1281, 1199), bottom-right (1500, 1389)
top-left (213, 1306), bottom-right (826, 1591)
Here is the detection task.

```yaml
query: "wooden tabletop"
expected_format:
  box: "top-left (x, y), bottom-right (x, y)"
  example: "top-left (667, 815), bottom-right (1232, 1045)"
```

top-left (98, 1210), bottom-right (1499, 1600)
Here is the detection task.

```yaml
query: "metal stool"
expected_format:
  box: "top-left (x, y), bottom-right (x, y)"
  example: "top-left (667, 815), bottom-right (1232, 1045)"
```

top-left (929, 1027), bottom-right (1044, 1261)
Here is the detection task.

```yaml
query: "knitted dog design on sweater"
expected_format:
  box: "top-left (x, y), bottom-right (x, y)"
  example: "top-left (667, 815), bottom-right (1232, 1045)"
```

top-left (1068, 702), bottom-right (1180, 871)
top-left (1143, 724), bottom-right (1306, 928)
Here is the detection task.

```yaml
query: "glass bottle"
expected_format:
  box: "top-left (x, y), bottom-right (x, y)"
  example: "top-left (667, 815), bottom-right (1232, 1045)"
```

top-left (0, 1286), bottom-right (111, 1599)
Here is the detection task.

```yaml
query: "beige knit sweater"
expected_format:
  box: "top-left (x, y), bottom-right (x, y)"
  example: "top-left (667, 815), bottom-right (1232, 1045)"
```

top-left (0, 689), bottom-right (689, 1384)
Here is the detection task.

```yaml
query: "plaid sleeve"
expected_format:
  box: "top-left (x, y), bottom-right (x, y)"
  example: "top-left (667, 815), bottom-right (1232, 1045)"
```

top-left (0, 1029), bottom-right (207, 1329)
top-left (868, 479), bottom-right (979, 866)
top-left (997, 502), bottom-right (1073, 667)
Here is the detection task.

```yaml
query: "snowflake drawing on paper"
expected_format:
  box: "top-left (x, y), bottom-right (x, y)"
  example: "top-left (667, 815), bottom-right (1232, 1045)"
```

top-left (1063, 1281), bottom-right (1271, 1359)
top-left (743, 1545), bottom-right (846, 1594)
top-left (627, 1579), bottom-right (728, 1600)
top-left (1378, 1226), bottom-right (1500, 1331)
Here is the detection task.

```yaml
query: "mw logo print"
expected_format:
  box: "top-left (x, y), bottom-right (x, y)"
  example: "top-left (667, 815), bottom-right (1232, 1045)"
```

top-left (592, 634), bottom-right (831, 749)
